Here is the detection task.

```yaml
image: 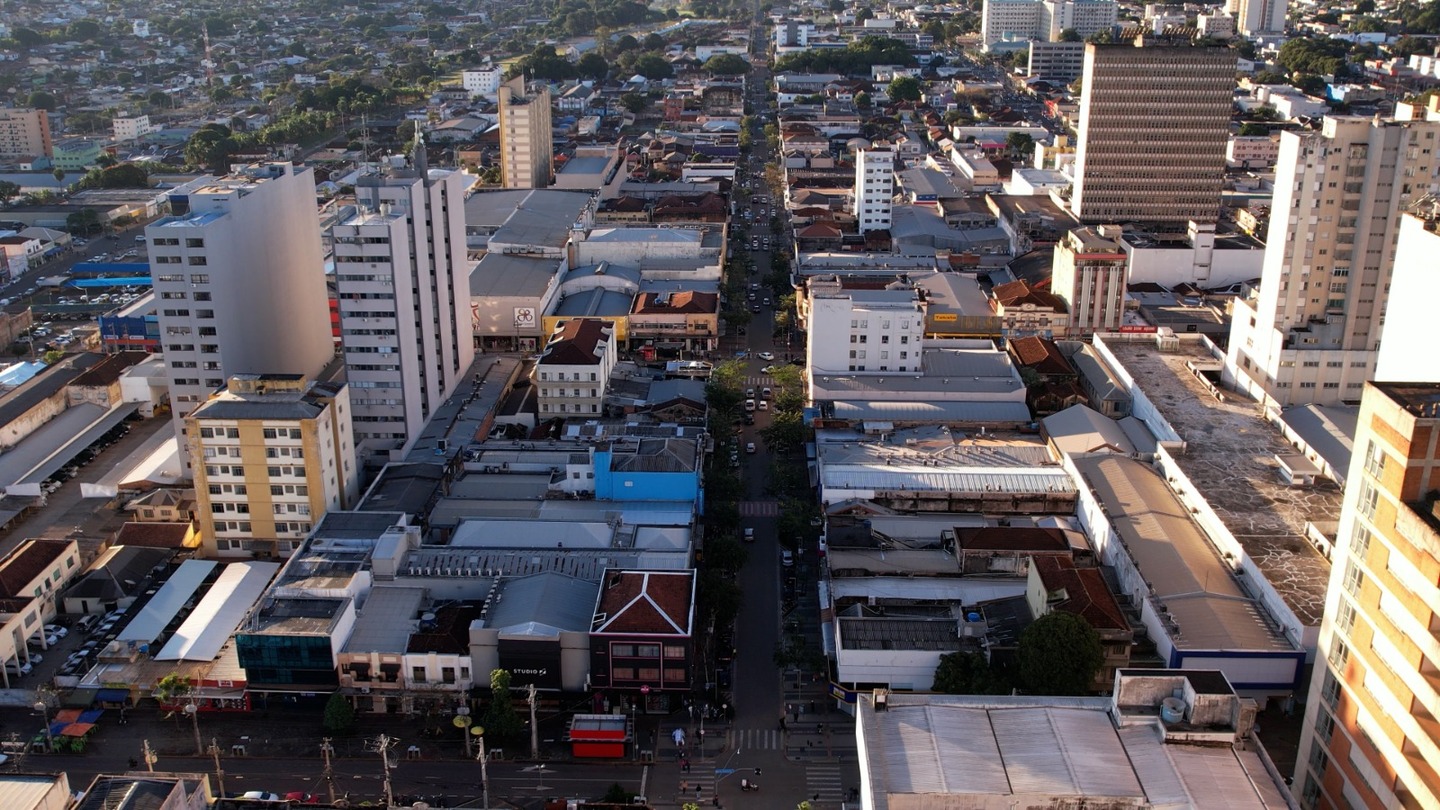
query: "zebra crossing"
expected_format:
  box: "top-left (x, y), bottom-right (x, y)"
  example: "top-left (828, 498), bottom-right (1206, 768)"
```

top-left (739, 500), bottom-right (780, 517)
top-left (731, 727), bottom-right (784, 750)
top-left (806, 763), bottom-right (847, 803)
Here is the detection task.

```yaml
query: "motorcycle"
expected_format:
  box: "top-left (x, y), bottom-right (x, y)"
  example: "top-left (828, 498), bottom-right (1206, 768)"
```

top-left (740, 780), bottom-right (760, 793)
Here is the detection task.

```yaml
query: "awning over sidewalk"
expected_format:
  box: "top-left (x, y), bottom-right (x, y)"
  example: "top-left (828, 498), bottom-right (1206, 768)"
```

top-left (94, 689), bottom-right (129, 703)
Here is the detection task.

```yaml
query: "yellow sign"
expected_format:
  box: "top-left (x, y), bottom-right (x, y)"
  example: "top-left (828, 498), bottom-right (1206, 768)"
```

top-left (933, 313), bottom-right (958, 322)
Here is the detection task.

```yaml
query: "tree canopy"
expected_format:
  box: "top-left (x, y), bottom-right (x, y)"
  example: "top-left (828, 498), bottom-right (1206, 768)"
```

top-left (888, 75), bottom-right (922, 103)
top-left (775, 37), bottom-right (917, 75)
top-left (704, 53), bottom-right (749, 75)
top-left (1016, 612), bottom-right (1104, 696)
top-left (1277, 37), bottom-right (1350, 78)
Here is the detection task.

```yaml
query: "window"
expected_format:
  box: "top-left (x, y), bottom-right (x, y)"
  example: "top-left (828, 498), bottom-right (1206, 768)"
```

top-left (412, 667), bottom-right (426, 683)
top-left (1349, 522), bottom-right (1371, 559)
top-left (1342, 562), bottom-right (1365, 597)
top-left (663, 644), bottom-right (686, 659)
top-left (1327, 639), bottom-right (1350, 672)
top-left (1363, 440), bottom-right (1386, 480)
top-left (1357, 480), bottom-right (1379, 519)
top-left (185, 238), bottom-right (205, 248)
top-left (187, 256), bottom-right (208, 265)
top-left (1336, 600), bottom-right (1357, 634)
top-left (1314, 709), bottom-right (1335, 744)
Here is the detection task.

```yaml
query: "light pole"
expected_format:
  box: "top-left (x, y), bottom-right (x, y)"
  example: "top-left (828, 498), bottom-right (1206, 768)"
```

top-left (454, 704), bottom-right (473, 759)
top-left (183, 702), bottom-right (202, 757)
top-left (475, 725), bottom-right (490, 810)
top-left (34, 701), bottom-right (51, 752)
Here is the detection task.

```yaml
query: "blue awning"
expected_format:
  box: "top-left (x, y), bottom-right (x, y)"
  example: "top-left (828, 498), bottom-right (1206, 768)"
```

top-left (94, 689), bottom-right (128, 703)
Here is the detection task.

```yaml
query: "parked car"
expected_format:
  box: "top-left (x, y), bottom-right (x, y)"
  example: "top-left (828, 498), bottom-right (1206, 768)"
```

top-left (757, 352), bottom-right (775, 361)
top-left (43, 624), bottom-right (66, 639)
top-left (744, 399), bottom-right (756, 411)
top-left (746, 442), bottom-right (757, 454)
top-left (780, 549), bottom-right (794, 568)
top-left (744, 528), bottom-right (755, 542)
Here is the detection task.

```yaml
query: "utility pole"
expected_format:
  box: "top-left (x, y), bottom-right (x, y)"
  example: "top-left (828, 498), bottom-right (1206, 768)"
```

top-left (142, 739), bottom-right (156, 773)
top-left (320, 738), bottom-right (336, 805)
top-left (373, 734), bottom-right (397, 810)
top-left (527, 682), bottom-right (539, 760)
top-left (475, 727), bottom-right (490, 810)
top-left (208, 737), bottom-right (225, 798)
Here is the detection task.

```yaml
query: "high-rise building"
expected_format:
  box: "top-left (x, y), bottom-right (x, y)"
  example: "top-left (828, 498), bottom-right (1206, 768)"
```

top-left (0, 108), bottom-right (52, 159)
top-left (982, 0), bottom-right (1043, 48)
top-left (1041, 0), bottom-right (1119, 41)
top-left (188, 374), bottom-right (359, 559)
top-left (1227, 0), bottom-right (1286, 36)
top-left (1375, 212), bottom-right (1440, 384)
top-left (854, 146), bottom-right (895, 234)
top-left (145, 163), bottom-right (335, 447)
top-left (1050, 225), bottom-right (1127, 335)
top-left (1226, 116), bottom-right (1440, 407)
top-left (806, 287), bottom-right (926, 375)
top-left (332, 143), bottom-right (475, 464)
top-left (499, 76), bottom-right (553, 189)
top-left (461, 66), bottom-right (503, 99)
top-left (1292, 380), bottom-right (1440, 810)
top-left (1070, 38), bottom-right (1235, 227)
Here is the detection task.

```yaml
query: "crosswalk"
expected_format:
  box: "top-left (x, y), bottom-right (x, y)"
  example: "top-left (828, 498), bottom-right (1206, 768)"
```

top-left (806, 763), bottom-right (847, 803)
top-left (739, 500), bottom-right (780, 517)
top-left (731, 727), bottom-right (784, 750)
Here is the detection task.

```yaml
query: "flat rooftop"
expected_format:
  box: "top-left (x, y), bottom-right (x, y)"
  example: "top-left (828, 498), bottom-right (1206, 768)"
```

top-left (1103, 339), bottom-right (1337, 625)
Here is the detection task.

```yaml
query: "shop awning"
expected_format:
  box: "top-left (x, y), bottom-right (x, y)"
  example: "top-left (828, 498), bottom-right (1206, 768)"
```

top-left (94, 689), bottom-right (128, 703)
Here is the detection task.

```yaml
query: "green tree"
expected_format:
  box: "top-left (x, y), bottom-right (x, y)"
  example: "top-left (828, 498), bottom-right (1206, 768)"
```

top-left (704, 53), bottom-right (749, 75)
top-left (1006, 132), bottom-right (1035, 158)
top-left (0, 181), bottom-right (19, 205)
top-left (888, 75), bottom-right (922, 103)
top-left (482, 669), bottom-right (524, 742)
top-left (27, 91), bottom-right (57, 111)
top-left (78, 163), bottom-right (149, 190)
top-left (322, 691), bottom-right (356, 734)
top-left (10, 27), bottom-right (44, 48)
top-left (52, 168), bottom-right (66, 183)
top-left (153, 672), bottom-right (192, 705)
top-left (1237, 122), bottom-right (1270, 137)
top-left (620, 92), bottom-right (649, 113)
top-left (184, 125), bottom-right (239, 171)
top-left (643, 33), bottom-right (666, 51)
top-left (576, 52), bottom-right (610, 81)
top-left (854, 91), bottom-right (872, 109)
top-left (634, 53), bottom-right (673, 80)
top-left (933, 651), bottom-right (1005, 693)
top-left (1058, 27), bottom-right (1081, 41)
top-left (1016, 612), bottom-right (1104, 696)
top-left (760, 410), bottom-right (806, 454)
top-left (66, 208), bottom-right (102, 236)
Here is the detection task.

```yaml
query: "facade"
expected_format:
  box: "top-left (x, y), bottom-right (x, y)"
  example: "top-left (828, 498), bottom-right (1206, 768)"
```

top-left (628, 291), bottom-right (719, 354)
top-left (982, 0), bottom-right (1043, 47)
top-left (1071, 40), bottom-right (1236, 227)
top-left (807, 288), bottom-right (926, 375)
top-left (854, 146), bottom-right (896, 234)
top-left (334, 149), bottom-right (475, 464)
top-left (499, 77), bottom-right (554, 190)
top-left (1293, 382), bottom-right (1440, 810)
top-left (187, 374), bottom-right (360, 559)
top-left (461, 66), bottom-right (503, 98)
top-left (146, 163), bottom-right (336, 450)
top-left (1041, 0), bottom-right (1119, 41)
top-left (1228, 0), bottom-right (1287, 36)
top-left (535, 318), bottom-right (618, 417)
top-left (588, 569), bottom-right (696, 710)
top-left (0, 108), bottom-right (52, 159)
top-left (113, 115), bottom-right (156, 142)
top-left (1027, 41), bottom-right (1087, 81)
top-left (1375, 214), bottom-right (1440, 384)
top-left (1226, 117), bottom-right (1440, 407)
top-left (1051, 226), bottom-right (1127, 335)
top-left (1227, 134), bottom-right (1280, 168)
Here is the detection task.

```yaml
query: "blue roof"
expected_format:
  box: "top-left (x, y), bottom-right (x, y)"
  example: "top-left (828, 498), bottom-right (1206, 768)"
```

top-left (69, 277), bottom-right (152, 288)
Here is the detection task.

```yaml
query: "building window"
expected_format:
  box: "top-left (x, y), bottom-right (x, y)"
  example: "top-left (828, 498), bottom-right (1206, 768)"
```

top-left (1342, 562), bottom-right (1365, 598)
top-left (412, 667), bottom-right (426, 683)
top-left (1356, 480), bottom-right (1379, 519)
top-left (1313, 709), bottom-right (1335, 745)
top-left (1362, 440), bottom-right (1386, 480)
top-left (1349, 522), bottom-right (1371, 559)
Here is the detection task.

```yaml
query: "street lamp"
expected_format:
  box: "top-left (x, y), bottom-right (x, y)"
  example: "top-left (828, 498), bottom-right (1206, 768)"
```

top-left (453, 705), bottom-right (473, 759)
top-left (183, 702), bottom-right (202, 756)
top-left (474, 724), bottom-right (490, 810)
top-left (34, 701), bottom-right (51, 752)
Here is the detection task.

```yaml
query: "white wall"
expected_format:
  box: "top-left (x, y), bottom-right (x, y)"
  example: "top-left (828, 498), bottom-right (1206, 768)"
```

top-left (1376, 214), bottom-right (1440, 384)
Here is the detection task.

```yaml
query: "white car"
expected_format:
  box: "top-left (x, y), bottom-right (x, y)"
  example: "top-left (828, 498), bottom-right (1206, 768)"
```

top-left (744, 399), bottom-right (756, 412)
top-left (239, 792), bottom-right (283, 802)
top-left (758, 400), bottom-right (769, 411)
top-left (43, 624), bottom-right (66, 639)
top-left (746, 442), bottom-right (757, 454)
top-left (757, 352), bottom-right (775, 361)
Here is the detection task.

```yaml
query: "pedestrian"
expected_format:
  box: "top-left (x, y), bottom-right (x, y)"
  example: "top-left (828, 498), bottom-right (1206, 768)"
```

top-left (681, 780), bottom-right (689, 794)
top-left (792, 707), bottom-right (800, 723)
top-left (818, 723), bottom-right (825, 735)
top-left (696, 785), bottom-right (702, 800)
top-left (778, 715), bottom-right (787, 732)
top-left (809, 700), bottom-right (816, 715)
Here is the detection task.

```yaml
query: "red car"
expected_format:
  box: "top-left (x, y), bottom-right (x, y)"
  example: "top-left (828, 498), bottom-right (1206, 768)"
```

top-left (284, 793), bottom-right (319, 805)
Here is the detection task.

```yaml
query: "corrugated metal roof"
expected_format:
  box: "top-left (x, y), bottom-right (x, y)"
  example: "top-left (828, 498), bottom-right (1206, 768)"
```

top-left (155, 561), bottom-right (280, 661)
top-left (821, 465), bottom-right (1075, 494)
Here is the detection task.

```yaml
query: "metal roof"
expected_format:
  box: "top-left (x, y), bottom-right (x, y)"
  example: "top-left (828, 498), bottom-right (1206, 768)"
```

top-left (821, 465), bottom-right (1075, 495)
top-left (154, 561), bottom-right (280, 661)
top-left (116, 559), bottom-right (217, 647)
top-left (344, 586), bottom-right (426, 653)
top-left (827, 400), bottom-right (1032, 422)
top-left (487, 572), bottom-right (600, 634)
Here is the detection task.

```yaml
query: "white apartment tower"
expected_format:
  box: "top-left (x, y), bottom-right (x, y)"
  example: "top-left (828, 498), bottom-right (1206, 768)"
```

top-left (1227, 0), bottom-right (1286, 36)
top-left (332, 141), bottom-right (476, 464)
top-left (1071, 39), bottom-right (1235, 227)
top-left (461, 66), bottom-right (503, 99)
top-left (1226, 116), bottom-right (1440, 407)
top-left (1041, 0), bottom-right (1119, 41)
top-left (499, 76), bottom-right (554, 189)
top-left (146, 163), bottom-right (336, 453)
top-left (854, 146), bottom-right (895, 234)
top-left (983, 0), bottom-right (1043, 48)
top-left (806, 288), bottom-right (926, 376)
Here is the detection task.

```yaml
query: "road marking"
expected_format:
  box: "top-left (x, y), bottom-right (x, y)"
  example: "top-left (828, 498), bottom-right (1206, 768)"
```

top-left (739, 501), bottom-right (779, 517)
top-left (733, 728), bottom-right (781, 750)
top-left (807, 763), bottom-right (846, 801)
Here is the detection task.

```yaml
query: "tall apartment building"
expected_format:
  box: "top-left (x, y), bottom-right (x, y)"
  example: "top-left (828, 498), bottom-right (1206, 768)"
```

top-left (499, 76), bottom-right (553, 189)
top-left (1292, 381), bottom-right (1440, 810)
top-left (1226, 116), bottom-right (1440, 407)
top-left (1227, 0), bottom-right (1286, 36)
top-left (806, 288), bottom-right (926, 375)
top-left (1050, 225), bottom-right (1127, 335)
top-left (145, 163), bottom-right (335, 448)
top-left (534, 319), bottom-right (617, 417)
top-left (1041, 0), bottom-right (1119, 41)
top-left (1375, 213), bottom-right (1440, 384)
top-left (1070, 38), bottom-right (1235, 227)
top-left (0, 108), bottom-right (52, 159)
top-left (188, 374), bottom-right (359, 559)
top-left (854, 146), bottom-right (895, 234)
top-left (332, 144), bottom-right (475, 464)
top-left (461, 66), bottom-right (502, 98)
top-left (982, 0), bottom-right (1043, 47)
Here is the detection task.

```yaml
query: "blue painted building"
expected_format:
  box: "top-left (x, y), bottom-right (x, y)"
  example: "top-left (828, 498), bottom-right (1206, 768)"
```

top-left (593, 438), bottom-right (700, 503)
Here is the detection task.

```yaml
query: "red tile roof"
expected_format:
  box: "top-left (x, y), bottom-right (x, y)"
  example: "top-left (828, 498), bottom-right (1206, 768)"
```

top-left (540, 319), bottom-right (612, 366)
top-left (0, 539), bottom-right (71, 598)
top-left (1009, 336), bottom-right (1075, 376)
top-left (592, 570), bottom-right (694, 636)
top-left (113, 522), bottom-right (194, 549)
top-left (1033, 556), bottom-right (1129, 632)
top-left (631, 291), bottom-right (719, 315)
top-left (992, 280), bottom-right (1065, 310)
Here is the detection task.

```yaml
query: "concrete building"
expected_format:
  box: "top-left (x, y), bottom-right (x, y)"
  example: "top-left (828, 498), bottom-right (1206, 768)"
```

top-left (146, 163), bottom-right (336, 452)
top-left (854, 145), bottom-right (896, 234)
top-left (1041, 0), bottom-right (1120, 41)
top-left (534, 319), bottom-right (617, 417)
top-left (1051, 225), bottom-right (1127, 335)
top-left (334, 147), bottom-right (475, 465)
top-left (1028, 40), bottom-right (1088, 82)
top-left (1227, 134), bottom-right (1280, 168)
top-left (498, 77), bottom-right (554, 190)
top-left (188, 374), bottom-right (360, 559)
top-left (1293, 382), bottom-right (1440, 810)
top-left (1071, 40), bottom-right (1236, 227)
top-left (1226, 117), bottom-right (1440, 407)
top-left (982, 0), bottom-right (1043, 48)
top-left (112, 114), bottom-right (155, 142)
top-left (1375, 213), bottom-right (1440, 385)
top-left (1120, 220), bottom-right (1267, 288)
top-left (807, 287), bottom-right (926, 375)
top-left (461, 66), bottom-right (503, 98)
top-left (1228, 0), bottom-right (1287, 36)
top-left (0, 108), bottom-right (52, 160)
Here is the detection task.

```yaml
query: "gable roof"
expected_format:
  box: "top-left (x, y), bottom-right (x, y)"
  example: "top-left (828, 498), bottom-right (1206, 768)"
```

top-left (1009, 336), bottom-right (1074, 376)
top-left (592, 569), bottom-right (694, 636)
top-left (539, 319), bottom-right (612, 366)
top-left (992, 280), bottom-right (1064, 310)
top-left (0, 538), bottom-right (70, 598)
top-left (631, 290), bottom-right (719, 315)
top-left (1032, 556), bottom-right (1129, 631)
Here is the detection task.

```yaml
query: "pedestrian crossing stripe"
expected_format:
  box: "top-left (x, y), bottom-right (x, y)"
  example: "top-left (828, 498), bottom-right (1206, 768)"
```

top-left (807, 763), bottom-right (846, 801)
top-left (739, 501), bottom-right (780, 517)
top-left (731, 728), bottom-right (782, 750)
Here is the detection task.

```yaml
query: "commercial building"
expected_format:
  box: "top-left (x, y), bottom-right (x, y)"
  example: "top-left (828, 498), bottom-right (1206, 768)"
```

top-left (854, 146), bottom-right (895, 234)
top-left (534, 319), bottom-right (618, 417)
top-left (112, 114), bottom-right (156, 142)
top-left (1226, 116), bottom-right (1440, 406)
top-left (499, 77), bottom-right (554, 190)
top-left (187, 374), bottom-right (360, 559)
top-left (807, 287), bottom-right (925, 375)
top-left (1027, 40), bottom-right (1087, 82)
top-left (145, 163), bottom-right (336, 452)
top-left (1071, 39), bottom-right (1235, 227)
top-left (1051, 225), bottom-right (1127, 335)
top-left (983, 0), bottom-right (1117, 48)
top-left (0, 108), bottom-right (52, 160)
top-left (334, 146), bottom-right (475, 465)
top-left (1375, 213), bottom-right (1440, 384)
top-left (1228, 0), bottom-right (1287, 36)
top-left (982, 0), bottom-right (1043, 48)
top-left (461, 66), bottom-right (503, 98)
top-left (1293, 382), bottom-right (1440, 810)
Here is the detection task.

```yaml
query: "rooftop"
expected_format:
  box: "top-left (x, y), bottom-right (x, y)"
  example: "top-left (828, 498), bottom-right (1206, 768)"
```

top-left (1103, 339), bottom-right (1337, 625)
top-left (469, 253), bottom-right (561, 299)
top-left (593, 569), bottom-right (694, 636)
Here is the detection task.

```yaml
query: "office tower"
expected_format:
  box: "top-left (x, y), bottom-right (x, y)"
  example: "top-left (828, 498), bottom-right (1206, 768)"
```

top-left (1292, 381), bottom-right (1440, 810)
top-left (1070, 38), bottom-right (1235, 227)
top-left (854, 146), bottom-right (895, 234)
top-left (0, 108), bottom-right (52, 159)
top-left (1227, 0), bottom-right (1286, 36)
top-left (1041, 0), bottom-right (1119, 41)
top-left (499, 76), bottom-right (553, 189)
top-left (1226, 117), bottom-right (1440, 407)
top-left (1050, 225), bottom-right (1127, 335)
top-left (461, 65), bottom-right (502, 99)
top-left (188, 374), bottom-right (359, 559)
top-left (982, 0), bottom-right (1043, 48)
top-left (333, 141), bottom-right (476, 464)
top-left (146, 163), bottom-right (335, 444)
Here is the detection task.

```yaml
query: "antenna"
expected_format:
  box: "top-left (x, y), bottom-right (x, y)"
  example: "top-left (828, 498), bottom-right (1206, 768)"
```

top-left (202, 26), bottom-right (215, 89)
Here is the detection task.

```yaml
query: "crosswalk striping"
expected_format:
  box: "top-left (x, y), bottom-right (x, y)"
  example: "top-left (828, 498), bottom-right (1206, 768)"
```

top-left (739, 500), bottom-right (780, 517)
top-left (807, 763), bottom-right (847, 802)
top-left (731, 727), bottom-right (783, 750)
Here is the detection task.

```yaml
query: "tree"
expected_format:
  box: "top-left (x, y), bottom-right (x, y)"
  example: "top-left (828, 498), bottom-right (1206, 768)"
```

top-left (760, 410), bottom-right (806, 454)
top-left (855, 8), bottom-right (874, 24)
top-left (933, 651), bottom-right (1005, 693)
top-left (643, 33), bottom-right (666, 51)
top-left (184, 125), bottom-right (239, 171)
top-left (1016, 612), bottom-right (1104, 696)
top-left (612, 34), bottom-right (640, 54)
top-left (52, 168), bottom-right (66, 183)
top-left (153, 672), bottom-right (192, 705)
top-left (27, 91), bottom-right (57, 111)
top-left (78, 163), bottom-right (149, 190)
top-left (620, 92), bottom-right (649, 113)
top-left (67, 19), bottom-right (102, 41)
top-left (322, 691), bottom-right (356, 734)
top-left (1058, 27), bottom-right (1081, 41)
top-left (855, 91), bottom-right (872, 110)
top-left (1006, 132), bottom-right (1035, 158)
top-left (0, 181), bottom-right (19, 205)
top-left (66, 208), bottom-right (102, 236)
top-left (482, 669), bottom-right (524, 742)
top-left (577, 52), bottom-right (610, 81)
top-left (1237, 122), bottom-right (1270, 137)
top-left (634, 54), bottom-right (673, 80)
top-left (704, 53), bottom-right (749, 75)
top-left (887, 75), bottom-right (922, 103)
